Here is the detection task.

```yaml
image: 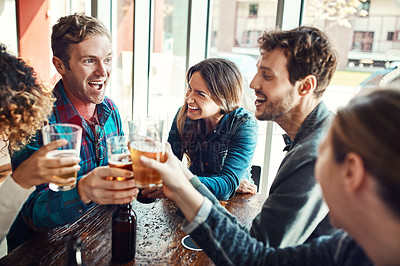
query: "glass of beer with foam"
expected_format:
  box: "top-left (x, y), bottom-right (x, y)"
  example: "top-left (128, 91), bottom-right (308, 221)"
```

top-left (42, 123), bottom-right (82, 192)
top-left (107, 136), bottom-right (132, 181)
top-left (129, 117), bottom-right (166, 188)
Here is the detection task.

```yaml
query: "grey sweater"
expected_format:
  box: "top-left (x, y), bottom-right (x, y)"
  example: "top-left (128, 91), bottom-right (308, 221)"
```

top-left (250, 101), bottom-right (336, 247)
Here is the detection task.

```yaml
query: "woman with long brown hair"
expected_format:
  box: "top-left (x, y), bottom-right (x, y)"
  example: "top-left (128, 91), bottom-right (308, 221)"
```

top-left (164, 58), bottom-right (258, 200)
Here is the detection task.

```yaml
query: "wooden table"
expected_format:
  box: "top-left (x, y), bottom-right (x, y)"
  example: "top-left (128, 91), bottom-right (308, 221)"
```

top-left (0, 193), bottom-right (267, 265)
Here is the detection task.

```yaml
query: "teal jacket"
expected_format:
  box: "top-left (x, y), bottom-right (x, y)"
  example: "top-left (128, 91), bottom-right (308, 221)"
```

top-left (168, 107), bottom-right (258, 200)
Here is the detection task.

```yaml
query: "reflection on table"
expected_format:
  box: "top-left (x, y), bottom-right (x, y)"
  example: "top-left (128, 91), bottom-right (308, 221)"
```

top-left (0, 193), bottom-right (267, 265)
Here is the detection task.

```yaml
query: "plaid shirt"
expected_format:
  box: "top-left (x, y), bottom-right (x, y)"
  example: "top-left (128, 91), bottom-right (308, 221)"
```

top-left (8, 80), bottom-right (123, 247)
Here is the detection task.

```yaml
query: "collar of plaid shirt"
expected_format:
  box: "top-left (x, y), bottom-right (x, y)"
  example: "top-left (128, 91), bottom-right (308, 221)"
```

top-left (50, 80), bottom-right (122, 174)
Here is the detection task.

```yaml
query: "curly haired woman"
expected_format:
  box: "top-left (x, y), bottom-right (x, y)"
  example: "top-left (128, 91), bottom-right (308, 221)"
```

top-left (0, 45), bottom-right (81, 241)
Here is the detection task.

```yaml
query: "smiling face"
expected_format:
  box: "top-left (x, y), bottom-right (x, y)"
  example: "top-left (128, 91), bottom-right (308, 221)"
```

top-left (185, 72), bottom-right (222, 124)
top-left (55, 34), bottom-right (112, 106)
top-left (249, 48), bottom-right (300, 122)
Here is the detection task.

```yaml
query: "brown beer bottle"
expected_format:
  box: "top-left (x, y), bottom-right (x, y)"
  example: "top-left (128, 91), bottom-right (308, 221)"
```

top-left (112, 203), bottom-right (137, 263)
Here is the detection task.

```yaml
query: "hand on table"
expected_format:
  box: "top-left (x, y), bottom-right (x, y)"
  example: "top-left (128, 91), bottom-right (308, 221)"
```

top-left (11, 139), bottom-right (81, 189)
top-left (236, 179), bottom-right (257, 194)
top-left (78, 166), bottom-right (138, 205)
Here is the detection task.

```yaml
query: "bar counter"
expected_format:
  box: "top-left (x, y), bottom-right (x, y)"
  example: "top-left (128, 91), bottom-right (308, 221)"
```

top-left (0, 193), bottom-right (267, 265)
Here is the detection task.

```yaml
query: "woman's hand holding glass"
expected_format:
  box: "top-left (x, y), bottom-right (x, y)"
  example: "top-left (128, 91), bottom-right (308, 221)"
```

top-left (11, 139), bottom-right (81, 189)
top-left (140, 154), bottom-right (194, 198)
top-left (139, 142), bottom-right (203, 222)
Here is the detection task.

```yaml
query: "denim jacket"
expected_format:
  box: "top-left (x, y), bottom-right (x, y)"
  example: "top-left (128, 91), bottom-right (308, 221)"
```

top-left (168, 107), bottom-right (258, 200)
top-left (182, 178), bottom-right (372, 266)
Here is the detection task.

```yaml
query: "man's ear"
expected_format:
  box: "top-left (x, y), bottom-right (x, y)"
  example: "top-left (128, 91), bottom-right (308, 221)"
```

top-left (342, 152), bottom-right (366, 194)
top-left (298, 75), bottom-right (317, 96)
top-left (52, 56), bottom-right (66, 75)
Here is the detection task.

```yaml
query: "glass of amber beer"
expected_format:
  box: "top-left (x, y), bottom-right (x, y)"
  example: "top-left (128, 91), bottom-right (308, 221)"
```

top-left (107, 136), bottom-right (132, 181)
top-left (42, 123), bottom-right (82, 192)
top-left (129, 118), bottom-right (166, 188)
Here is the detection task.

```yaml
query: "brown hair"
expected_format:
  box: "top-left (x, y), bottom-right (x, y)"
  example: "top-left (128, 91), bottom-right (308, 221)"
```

top-left (176, 58), bottom-right (242, 165)
top-left (0, 44), bottom-right (54, 152)
top-left (330, 88), bottom-right (400, 217)
top-left (51, 13), bottom-right (111, 69)
top-left (257, 26), bottom-right (337, 98)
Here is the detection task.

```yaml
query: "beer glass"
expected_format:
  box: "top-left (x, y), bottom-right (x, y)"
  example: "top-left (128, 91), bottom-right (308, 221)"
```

top-left (129, 117), bottom-right (166, 188)
top-left (42, 123), bottom-right (82, 192)
top-left (107, 136), bottom-right (132, 181)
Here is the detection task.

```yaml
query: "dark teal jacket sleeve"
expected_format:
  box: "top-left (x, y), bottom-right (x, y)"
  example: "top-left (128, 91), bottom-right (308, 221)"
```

top-left (197, 116), bottom-right (258, 200)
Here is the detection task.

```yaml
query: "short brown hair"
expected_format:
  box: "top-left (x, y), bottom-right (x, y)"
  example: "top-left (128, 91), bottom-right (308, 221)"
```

top-left (258, 26), bottom-right (337, 98)
top-left (51, 13), bottom-right (111, 69)
top-left (331, 88), bottom-right (400, 218)
top-left (0, 44), bottom-right (54, 152)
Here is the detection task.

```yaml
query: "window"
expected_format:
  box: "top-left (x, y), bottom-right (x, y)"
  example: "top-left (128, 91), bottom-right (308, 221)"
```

top-left (249, 4), bottom-right (258, 17)
top-left (209, 0), bottom-right (279, 192)
top-left (302, 1), bottom-right (400, 111)
top-left (388, 32), bottom-right (395, 41)
top-left (352, 31), bottom-right (374, 52)
top-left (358, 0), bottom-right (370, 16)
top-left (0, 0), bottom-right (18, 53)
top-left (387, 31), bottom-right (399, 41)
top-left (148, 0), bottom-right (189, 122)
top-left (97, 1), bottom-right (134, 127)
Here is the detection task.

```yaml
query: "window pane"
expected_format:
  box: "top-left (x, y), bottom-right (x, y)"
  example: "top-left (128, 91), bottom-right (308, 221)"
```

top-left (148, 0), bottom-right (189, 124)
top-left (0, 0), bottom-right (18, 53)
top-left (303, 0), bottom-right (400, 112)
top-left (106, 0), bottom-right (134, 124)
top-left (209, 0), bottom-right (280, 189)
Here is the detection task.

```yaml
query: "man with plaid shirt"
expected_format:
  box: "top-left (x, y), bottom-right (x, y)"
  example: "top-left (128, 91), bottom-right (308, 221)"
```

top-left (7, 14), bottom-right (138, 251)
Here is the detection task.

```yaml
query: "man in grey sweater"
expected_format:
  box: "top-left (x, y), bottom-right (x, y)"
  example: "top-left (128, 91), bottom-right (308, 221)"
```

top-left (247, 26), bottom-right (338, 247)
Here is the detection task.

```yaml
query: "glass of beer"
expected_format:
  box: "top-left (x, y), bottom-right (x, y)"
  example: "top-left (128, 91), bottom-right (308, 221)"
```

top-left (129, 117), bottom-right (166, 188)
top-left (107, 136), bottom-right (132, 181)
top-left (42, 123), bottom-right (82, 192)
